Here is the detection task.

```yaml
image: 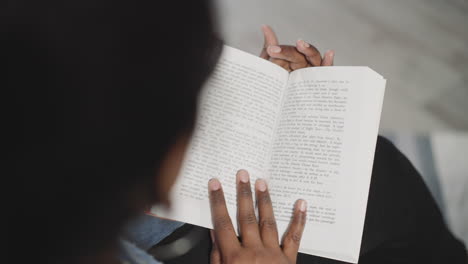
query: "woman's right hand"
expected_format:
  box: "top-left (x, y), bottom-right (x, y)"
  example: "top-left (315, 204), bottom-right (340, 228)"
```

top-left (208, 170), bottom-right (307, 264)
top-left (259, 25), bottom-right (334, 71)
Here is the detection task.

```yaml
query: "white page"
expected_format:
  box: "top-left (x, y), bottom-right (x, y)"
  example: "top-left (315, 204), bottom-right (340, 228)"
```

top-left (151, 46), bottom-right (289, 229)
top-left (268, 67), bottom-right (385, 263)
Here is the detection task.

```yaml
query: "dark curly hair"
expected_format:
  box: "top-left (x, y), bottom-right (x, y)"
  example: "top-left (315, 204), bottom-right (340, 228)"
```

top-left (5, 0), bottom-right (220, 263)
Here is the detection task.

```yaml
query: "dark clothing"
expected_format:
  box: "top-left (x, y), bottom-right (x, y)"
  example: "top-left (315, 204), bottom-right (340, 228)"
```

top-left (159, 136), bottom-right (467, 264)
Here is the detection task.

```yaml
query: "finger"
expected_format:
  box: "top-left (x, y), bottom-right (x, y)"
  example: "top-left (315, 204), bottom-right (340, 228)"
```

top-left (236, 169), bottom-right (262, 246)
top-left (209, 178), bottom-right (240, 252)
top-left (210, 230), bottom-right (222, 264)
top-left (321, 50), bottom-right (335, 66)
top-left (259, 25), bottom-right (279, 60)
top-left (282, 199), bottom-right (307, 263)
top-left (267, 45), bottom-right (308, 71)
top-left (296, 39), bottom-right (322, 66)
top-left (255, 179), bottom-right (279, 247)
top-left (262, 25), bottom-right (279, 46)
top-left (270, 58), bottom-right (291, 72)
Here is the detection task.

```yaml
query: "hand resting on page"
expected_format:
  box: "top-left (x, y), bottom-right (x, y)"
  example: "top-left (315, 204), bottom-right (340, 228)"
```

top-left (208, 170), bottom-right (307, 264)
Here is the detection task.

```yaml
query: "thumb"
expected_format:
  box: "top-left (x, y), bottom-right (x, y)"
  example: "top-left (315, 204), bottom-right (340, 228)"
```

top-left (259, 25), bottom-right (279, 59)
top-left (210, 230), bottom-right (222, 264)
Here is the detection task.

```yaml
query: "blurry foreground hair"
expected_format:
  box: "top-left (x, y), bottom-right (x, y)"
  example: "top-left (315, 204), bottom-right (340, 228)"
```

top-left (4, 0), bottom-right (221, 263)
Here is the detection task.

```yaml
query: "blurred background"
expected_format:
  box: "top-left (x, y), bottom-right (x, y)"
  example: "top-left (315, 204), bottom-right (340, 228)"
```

top-left (215, 0), bottom-right (468, 248)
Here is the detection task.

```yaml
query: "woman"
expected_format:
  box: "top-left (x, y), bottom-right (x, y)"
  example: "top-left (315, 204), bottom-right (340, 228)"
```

top-left (7, 0), bottom-right (465, 263)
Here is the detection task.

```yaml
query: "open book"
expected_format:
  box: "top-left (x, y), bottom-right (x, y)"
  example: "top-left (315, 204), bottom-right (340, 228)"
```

top-left (151, 45), bottom-right (386, 263)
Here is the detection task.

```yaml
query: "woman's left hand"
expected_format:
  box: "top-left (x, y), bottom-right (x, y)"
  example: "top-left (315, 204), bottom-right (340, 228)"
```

top-left (259, 25), bottom-right (334, 71)
top-left (208, 170), bottom-right (307, 264)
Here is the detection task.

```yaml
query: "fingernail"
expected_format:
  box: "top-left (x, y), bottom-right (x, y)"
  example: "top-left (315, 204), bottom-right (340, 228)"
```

top-left (209, 178), bottom-right (221, 191)
top-left (256, 179), bottom-right (267, 192)
top-left (298, 39), bottom-right (310, 48)
top-left (327, 49), bottom-right (335, 57)
top-left (237, 169), bottom-right (249, 183)
top-left (298, 199), bottom-right (307, 212)
top-left (268, 45), bottom-right (281, 53)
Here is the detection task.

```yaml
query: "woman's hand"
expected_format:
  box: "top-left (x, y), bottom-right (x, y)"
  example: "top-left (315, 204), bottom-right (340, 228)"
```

top-left (259, 25), bottom-right (334, 71)
top-left (208, 170), bottom-right (307, 264)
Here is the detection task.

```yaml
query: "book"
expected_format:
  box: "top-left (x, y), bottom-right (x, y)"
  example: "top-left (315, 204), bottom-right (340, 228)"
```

top-left (151, 45), bottom-right (386, 263)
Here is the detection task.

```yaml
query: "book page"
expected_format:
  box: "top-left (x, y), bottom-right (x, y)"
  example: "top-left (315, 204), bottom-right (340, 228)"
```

top-left (152, 46), bottom-right (289, 229)
top-left (269, 67), bottom-right (385, 263)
